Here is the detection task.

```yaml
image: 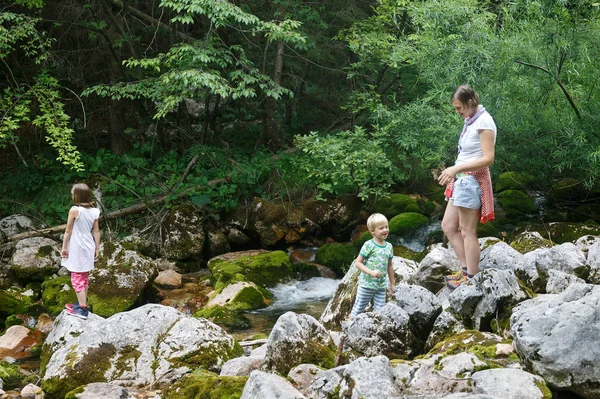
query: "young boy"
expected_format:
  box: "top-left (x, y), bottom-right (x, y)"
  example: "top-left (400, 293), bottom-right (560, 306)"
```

top-left (349, 213), bottom-right (395, 318)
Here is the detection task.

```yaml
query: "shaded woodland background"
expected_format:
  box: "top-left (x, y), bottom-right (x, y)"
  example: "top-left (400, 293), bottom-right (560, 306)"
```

top-left (1, 0), bottom-right (599, 229)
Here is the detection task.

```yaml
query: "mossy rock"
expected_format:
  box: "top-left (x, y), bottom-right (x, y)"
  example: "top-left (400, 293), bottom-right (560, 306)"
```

top-left (427, 330), bottom-right (503, 363)
top-left (495, 172), bottom-right (536, 193)
top-left (393, 245), bottom-right (424, 262)
top-left (208, 250), bottom-right (295, 289)
top-left (173, 340), bottom-right (243, 371)
top-left (41, 343), bottom-right (117, 399)
top-left (293, 262), bottom-right (321, 280)
top-left (516, 222), bottom-right (600, 244)
top-left (163, 369), bottom-right (247, 399)
top-left (0, 360), bottom-right (26, 389)
top-left (496, 190), bottom-right (537, 218)
top-left (193, 306), bottom-right (251, 331)
top-left (41, 276), bottom-right (78, 316)
top-left (0, 289), bottom-right (30, 318)
top-left (389, 212), bottom-right (429, 236)
top-left (314, 243), bottom-right (357, 277)
top-left (509, 232), bottom-right (553, 254)
top-left (5, 314), bottom-right (25, 328)
top-left (226, 284), bottom-right (271, 311)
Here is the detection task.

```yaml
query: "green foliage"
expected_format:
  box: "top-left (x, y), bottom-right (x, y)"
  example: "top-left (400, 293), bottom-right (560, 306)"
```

top-left (0, 12), bottom-right (83, 170)
top-left (336, 0), bottom-right (600, 194)
top-left (295, 127), bottom-right (402, 200)
top-left (84, 0), bottom-right (306, 119)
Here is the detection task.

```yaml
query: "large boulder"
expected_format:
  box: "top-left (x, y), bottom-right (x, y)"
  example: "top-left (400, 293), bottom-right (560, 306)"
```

top-left (305, 355), bottom-right (401, 399)
top-left (41, 276), bottom-right (78, 316)
top-left (479, 241), bottom-right (539, 290)
top-left (161, 204), bottom-right (205, 260)
top-left (411, 247), bottom-right (460, 293)
top-left (510, 283), bottom-right (600, 399)
top-left (10, 237), bottom-right (61, 281)
top-left (64, 382), bottom-right (133, 399)
top-left (41, 304), bottom-right (242, 399)
top-left (509, 231), bottom-right (553, 254)
top-left (448, 269), bottom-right (528, 332)
top-left (585, 241), bottom-right (600, 284)
top-left (471, 368), bottom-right (552, 399)
top-left (393, 284), bottom-right (442, 339)
top-left (262, 312), bottom-right (337, 376)
top-left (0, 215), bottom-right (35, 238)
top-left (523, 243), bottom-right (587, 290)
top-left (241, 370), bottom-right (305, 399)
top-left (163, 369), bottom-right (247, 399)
top-left (389, 212), bottom-right (429, 236)
top-left (344, 303), bottom-right (420, 359)
top-left (88, 241), bottom-right (158, 317)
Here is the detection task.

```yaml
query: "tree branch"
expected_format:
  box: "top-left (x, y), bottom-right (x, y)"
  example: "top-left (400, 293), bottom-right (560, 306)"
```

top-left (515, 60), bottom-right (581, 119)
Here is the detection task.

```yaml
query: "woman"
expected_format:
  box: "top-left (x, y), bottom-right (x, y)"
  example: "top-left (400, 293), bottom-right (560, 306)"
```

top-left (437, 85), bottom-right (497, 289)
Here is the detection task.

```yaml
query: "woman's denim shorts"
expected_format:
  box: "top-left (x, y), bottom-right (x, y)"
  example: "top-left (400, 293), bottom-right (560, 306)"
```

top-left (451, 174), bottom-right (482, 209)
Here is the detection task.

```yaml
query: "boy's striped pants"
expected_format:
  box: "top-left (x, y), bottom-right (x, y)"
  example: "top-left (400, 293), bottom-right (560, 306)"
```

top-left (350, 286), bottom-right (387, 318)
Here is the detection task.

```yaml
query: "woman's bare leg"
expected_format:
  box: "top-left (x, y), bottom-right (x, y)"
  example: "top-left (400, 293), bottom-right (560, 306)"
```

top-left (441, 200), bottom-right (467, 268)
top-left (458, 207), bottom-right (481, 275)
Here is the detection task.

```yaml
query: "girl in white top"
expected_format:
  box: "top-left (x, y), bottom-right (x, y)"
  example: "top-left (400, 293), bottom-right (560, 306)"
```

top-left (61, 183), bottom-right (101, 319)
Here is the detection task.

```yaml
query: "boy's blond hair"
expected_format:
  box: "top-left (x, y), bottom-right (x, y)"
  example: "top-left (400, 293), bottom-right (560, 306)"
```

top-left (367, 213), bottom-right (388, 231)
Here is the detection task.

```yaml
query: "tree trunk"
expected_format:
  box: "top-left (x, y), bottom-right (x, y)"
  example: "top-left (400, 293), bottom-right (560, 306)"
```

top-left (261, 39), bottom-right (285, 149)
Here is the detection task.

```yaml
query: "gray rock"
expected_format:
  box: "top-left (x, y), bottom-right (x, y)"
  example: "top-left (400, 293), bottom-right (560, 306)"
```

top-left (449, 269), bottom-right (527, 331)
top-left (523, 243), bottom-right (587, 288)
top-left (69, 382), bottom-right (133, 399)
top-left (319, 261), bottom-right (360, 330)
top-left (220, 353), bottom-right (264, 377)
top-left (42, 304), bottom-right (240, 396)
top-left (162, 204), bottom-right (205, 260)
top-left (263, 312), bottom-right (337, 376)
top-left (288, 364), bottom-right (324, 393)
top-left (394, 284), bottom-right (442, 338)
top-left (546, 269), bottom-right (585, 294)
top-left (575, 235), bottom-right (600, 254)
top-left (241, 370), bottom-right (306, 399)
top-left (345, 303), bottom-right (420, 358)
top-left (425, 311), bottom-right (465, 352)
top-left (0, 215), bottom-right (35, 237)
top-left (586, 241), bottom-right (600, 284)
top-left (411, 247), bottom-right (460, 293)
top-left (479, 242), bottom-right (538, 289)
top-left (510, 283), bottom-right (600, 398)
top-left (10, 237), bottom-right (61, 281)
top-left (471, 368), bottom-right (550, 399)
top-left (305, 356), bottom-right (400, 399)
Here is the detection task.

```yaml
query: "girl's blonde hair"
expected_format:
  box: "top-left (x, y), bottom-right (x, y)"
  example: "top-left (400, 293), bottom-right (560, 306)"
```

top-left (367, 213), bottom-right (388, 231)
top-left (71, 183), bottom-right (94, 205)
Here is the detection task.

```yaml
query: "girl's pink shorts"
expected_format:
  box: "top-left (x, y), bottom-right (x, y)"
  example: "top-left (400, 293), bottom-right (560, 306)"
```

top-left (70, 272), bottom-right (89, 293)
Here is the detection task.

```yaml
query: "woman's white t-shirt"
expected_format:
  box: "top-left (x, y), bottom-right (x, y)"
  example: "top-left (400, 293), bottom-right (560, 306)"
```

top-left (455, 111), bottom-right (497, 166)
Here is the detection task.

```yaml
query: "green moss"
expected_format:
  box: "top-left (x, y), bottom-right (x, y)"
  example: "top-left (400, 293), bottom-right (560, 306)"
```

top-left (193, 306), bottom-right (251, 331)
top-left (428, 330), bottom-right (501, 362)
top-left (163, 369), bottom-right (247, 399)
top-left (41, 343), bottom-right (117, 399)
top-left (388, 212), bottom-right (429, 236)
top-left (173, 340), bottom-right (243, 370)
top-left (497, 190), bottom-right (537, 218)
top-left (227, 285), bottom-right (269, 311)
top-left (0, 360), bottom-right (25, 389)
top-left (114, 345), bottom-right (143, 378)
top-left (393, 245), bottom-right (424, 262)
top-left (209, 251), bottom-right (295, 288)
top-left (5, 314), bottom-right (24, 327)
top-left (510, 233), bottom-right (553, 254)
top-left (315, 243), bottom-right (357, 277)
top-left (87, 293), bottom-right (133, 318)
top-left (535, 378), bottom-right (553, 399)
top-left (293, 262), bottom-right (321, 280)
top-left (64, 386), bottom-right (86, 399)
top-left (41, 276), bottom-right (78, 316)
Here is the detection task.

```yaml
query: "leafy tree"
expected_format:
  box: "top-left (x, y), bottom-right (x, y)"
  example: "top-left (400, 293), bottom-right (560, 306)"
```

top-left (0, 9), bottom-right (83, 170)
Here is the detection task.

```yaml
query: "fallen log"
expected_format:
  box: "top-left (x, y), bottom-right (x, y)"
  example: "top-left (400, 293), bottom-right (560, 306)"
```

top-left (8, 175), bottom-right (231, 242)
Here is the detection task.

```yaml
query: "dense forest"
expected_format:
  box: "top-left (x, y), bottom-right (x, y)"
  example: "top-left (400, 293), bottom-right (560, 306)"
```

top-left (1, 0), bottom-right (600, 229)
